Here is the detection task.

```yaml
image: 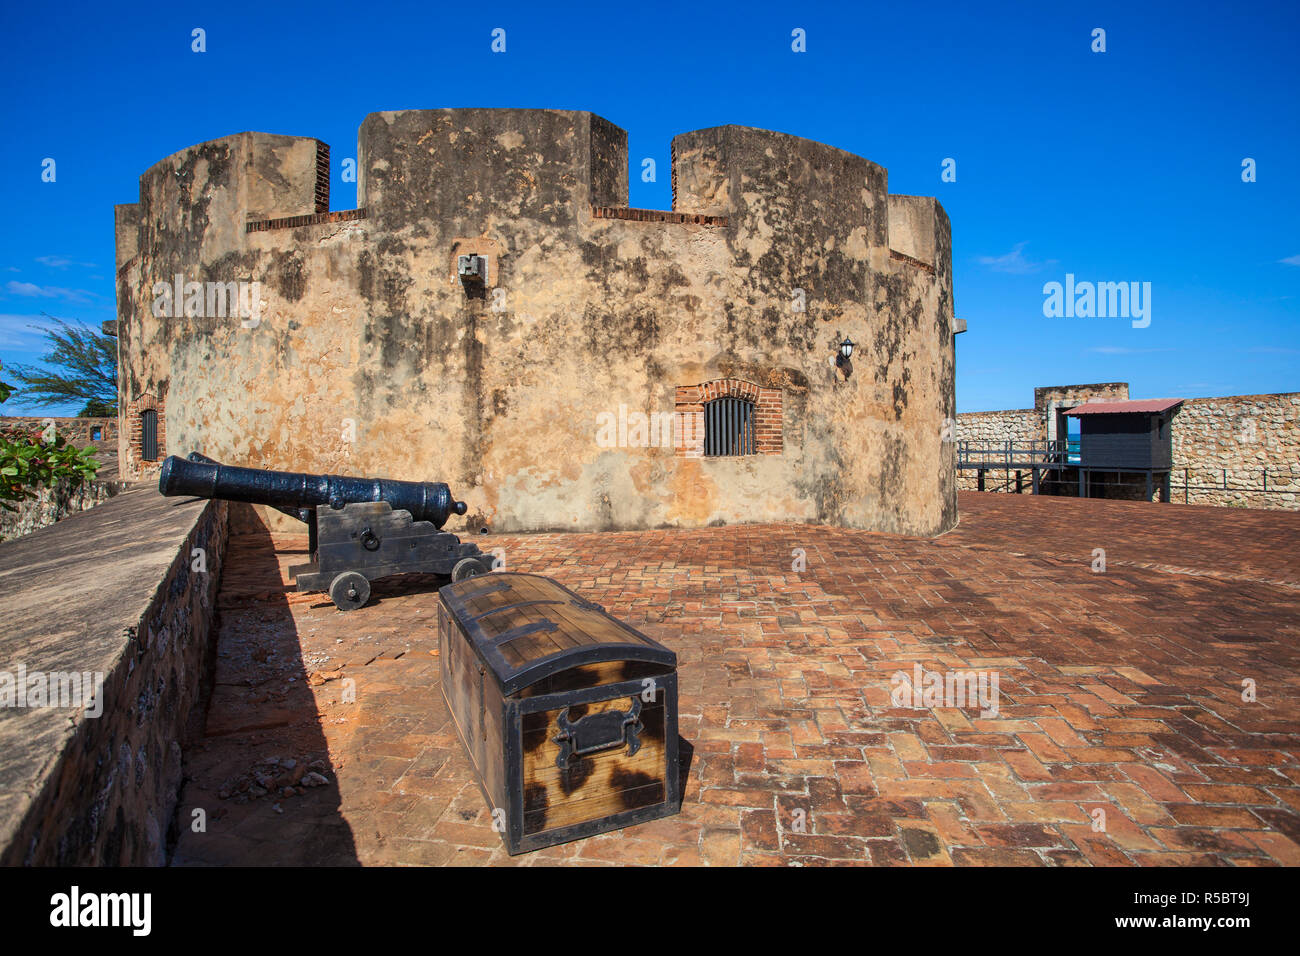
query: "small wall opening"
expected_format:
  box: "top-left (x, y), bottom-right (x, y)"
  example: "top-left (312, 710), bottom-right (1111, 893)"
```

top-left (704, 397), bottom-right (756, 456)
top-left (674, 378), bottom-right (783, 459)
top-left (125, 394), bottom-right (166, 479)
top-left (141, 409), bottom-right (159, 461)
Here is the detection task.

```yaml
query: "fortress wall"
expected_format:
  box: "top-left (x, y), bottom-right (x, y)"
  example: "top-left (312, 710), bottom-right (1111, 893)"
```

top-left (952, 409), bottom-right (1037, 491)
top-left (116, 110), bottom-right (958, 536)
top-left (588, 114), bottom-right (629, 208)
top-left (955, 409), bottom-right (1038, 444)
top-left (1171, 393), bottom-right (1300, 509)
top-left (0, 416), bottom-right (117, 446)
top-left (115, 132), bottom-right (333, 482)
top-left (0, 489), bottom-right (227, 865)
top-left (887, 194), bottom-right (937, 267)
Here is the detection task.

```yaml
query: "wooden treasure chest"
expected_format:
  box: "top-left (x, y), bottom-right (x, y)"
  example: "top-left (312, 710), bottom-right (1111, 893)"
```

top-left (437, 572), bottom-right (681, 855)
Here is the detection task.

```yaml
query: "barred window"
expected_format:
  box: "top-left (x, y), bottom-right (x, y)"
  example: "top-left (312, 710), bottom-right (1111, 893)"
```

top-left (141, 409), bottom-right (158, 461)
top-left (704, 397), bottom-right (755, 456)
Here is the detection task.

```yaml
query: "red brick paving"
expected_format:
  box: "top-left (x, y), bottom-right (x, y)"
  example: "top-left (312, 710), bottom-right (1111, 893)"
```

top-left (171, 492), bottom-right (1300, 866)
top-left (941, 491), bottom-right (1300, 586)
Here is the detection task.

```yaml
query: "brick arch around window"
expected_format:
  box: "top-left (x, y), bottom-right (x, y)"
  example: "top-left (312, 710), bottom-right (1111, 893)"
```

top-left (126, 392), bottom-right (166, 474)
top-left (674, 378), bottom-right (783, 458)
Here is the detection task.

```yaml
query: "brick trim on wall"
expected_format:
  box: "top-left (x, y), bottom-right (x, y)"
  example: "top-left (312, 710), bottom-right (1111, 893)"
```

top-left (889, 248), bottom-right (936, 274)
top-left (670, 139), bottom-right (678, 211)
top-left (246, 208), bottom-right (367, 233)
top-left (124, 393), bottom-right (165, 477)
top-left (674, 378), bottom-right (783, 458)
top-left (591, 205), bottom-right (728, 227)
top-left (314, 140), bottom-right (330, 214)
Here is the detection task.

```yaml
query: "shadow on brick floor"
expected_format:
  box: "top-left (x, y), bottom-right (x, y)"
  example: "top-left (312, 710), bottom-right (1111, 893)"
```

top-left (170, 525), bottom-right (360, 865)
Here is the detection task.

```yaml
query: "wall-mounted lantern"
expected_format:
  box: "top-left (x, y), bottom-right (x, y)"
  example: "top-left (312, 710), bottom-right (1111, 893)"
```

top-left (835, 337), bottom-right (855, 379)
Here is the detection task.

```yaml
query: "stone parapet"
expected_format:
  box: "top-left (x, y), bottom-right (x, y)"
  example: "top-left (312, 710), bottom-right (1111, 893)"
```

top-left (0, 486), bottom-right (227, 864)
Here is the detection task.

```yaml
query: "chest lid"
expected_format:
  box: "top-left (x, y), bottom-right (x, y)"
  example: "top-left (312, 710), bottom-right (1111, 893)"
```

top-left (438, 572), bottom-right (675, 695)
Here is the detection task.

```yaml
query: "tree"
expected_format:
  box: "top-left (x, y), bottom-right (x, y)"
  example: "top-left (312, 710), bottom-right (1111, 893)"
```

top-left (6, 314), bottom-right (118, 416)
top-left (0, 361), bottom-right (101, 512)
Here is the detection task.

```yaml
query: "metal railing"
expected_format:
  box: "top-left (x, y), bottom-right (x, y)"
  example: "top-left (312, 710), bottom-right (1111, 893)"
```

top-left (955, 439), bottom-right (1070, 469)
top-left (1179, 468), bottom-right (1300, 500)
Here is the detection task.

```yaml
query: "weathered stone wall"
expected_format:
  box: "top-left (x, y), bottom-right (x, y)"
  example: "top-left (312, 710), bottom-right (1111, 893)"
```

top-left (954, 408), bottom-right (1037, 445)
top-left (0, 416), bottom-right (117, 445)
top-left (1170, 393), bottom-right (1300, 509)
top-left (0, 475), bottom-right (124, 542)
top-left (115, 110), bottom-right (958, 537)
top-left (0, 487), bottom-right (227, 865)
top-left (952, 409), bottom-right (1036, 492)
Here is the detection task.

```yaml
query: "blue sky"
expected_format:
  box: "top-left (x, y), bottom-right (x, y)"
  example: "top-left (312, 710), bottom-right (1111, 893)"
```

top-left (0, 0), bottom-right (1296, 414)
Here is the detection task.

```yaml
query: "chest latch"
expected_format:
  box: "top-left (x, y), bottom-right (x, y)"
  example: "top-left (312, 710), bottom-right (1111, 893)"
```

top-left (552, 698), bottom-right (643, 769)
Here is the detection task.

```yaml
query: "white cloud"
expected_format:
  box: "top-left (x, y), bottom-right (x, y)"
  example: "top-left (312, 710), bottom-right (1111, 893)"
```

top-left (975, 242), bottom-right (1056, 274)
top-left (7, 281), bottom-right (52, 296)
top-left (1279, 254), bottom-right (1300, 266)
top-left (4, 281), bottom-right (94, 303)
top-left (34, 255), bottom-right (97, 269)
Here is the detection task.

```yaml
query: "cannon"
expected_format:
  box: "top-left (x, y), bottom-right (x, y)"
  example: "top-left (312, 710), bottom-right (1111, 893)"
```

top-left (159, 453), bottom-right (493, 610)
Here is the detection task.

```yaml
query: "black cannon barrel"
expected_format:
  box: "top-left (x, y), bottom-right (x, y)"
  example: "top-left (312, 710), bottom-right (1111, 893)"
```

top-left (187, 452), bottom-right (311, 523)
top-left (159, 454), bottom-right (468, 529)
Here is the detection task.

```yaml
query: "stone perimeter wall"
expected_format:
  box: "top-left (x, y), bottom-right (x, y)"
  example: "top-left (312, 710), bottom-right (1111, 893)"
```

top-left (1171, 394), bottom-right (1300, 508)
top-left (0, 416), bottom-right (117, 445)
top-left (0, 492), bottom-right (228, 865)
top-left (954, 409), bottom-right (1037, 445)
top-left (0, 418), bottom-right (125, 541)
top-left (115, 110), bottom-right (958, 538)
top-left (0, 476), bottom-right (123, 542)
top-left (955, 391), bottom-right (1300, 509)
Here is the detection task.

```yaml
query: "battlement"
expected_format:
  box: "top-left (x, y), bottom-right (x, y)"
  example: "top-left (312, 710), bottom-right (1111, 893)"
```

top-left (117, 109), bottom-right (948, 276)
top-left (116, 131), bottom-right (331, 273)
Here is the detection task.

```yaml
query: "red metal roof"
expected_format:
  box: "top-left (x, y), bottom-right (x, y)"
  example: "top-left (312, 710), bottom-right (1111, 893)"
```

top-left (1064, 398), bottom-right (1184, 416)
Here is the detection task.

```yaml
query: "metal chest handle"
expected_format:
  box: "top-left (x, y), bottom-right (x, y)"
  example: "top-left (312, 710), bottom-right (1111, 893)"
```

top-left (552, 697), bottom-right (643, 770)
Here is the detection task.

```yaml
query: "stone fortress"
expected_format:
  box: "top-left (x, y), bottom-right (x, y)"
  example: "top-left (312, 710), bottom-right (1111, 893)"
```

top-left (7, 110), bottom-right (1300, 872)
top-left (113, 108), bottom-right (960, 537)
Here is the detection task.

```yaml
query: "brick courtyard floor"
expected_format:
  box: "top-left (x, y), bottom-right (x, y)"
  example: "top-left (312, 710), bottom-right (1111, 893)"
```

top-left (171, 492), bottom-right (1300, 866)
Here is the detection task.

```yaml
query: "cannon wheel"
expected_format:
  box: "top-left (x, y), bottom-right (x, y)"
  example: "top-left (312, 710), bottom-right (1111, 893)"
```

top-left (451, 557), bottom-right (489, 582)
top-left (329, 571), bottom-right (371, 611)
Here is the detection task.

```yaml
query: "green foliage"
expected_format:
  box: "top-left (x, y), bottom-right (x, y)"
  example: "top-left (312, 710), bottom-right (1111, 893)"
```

top-left (0, 361), bottom-right (101, 511)
top-left (5, 314), bottom-right (118, 415)
top-left (78, 398), bottom-right (117, 418)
